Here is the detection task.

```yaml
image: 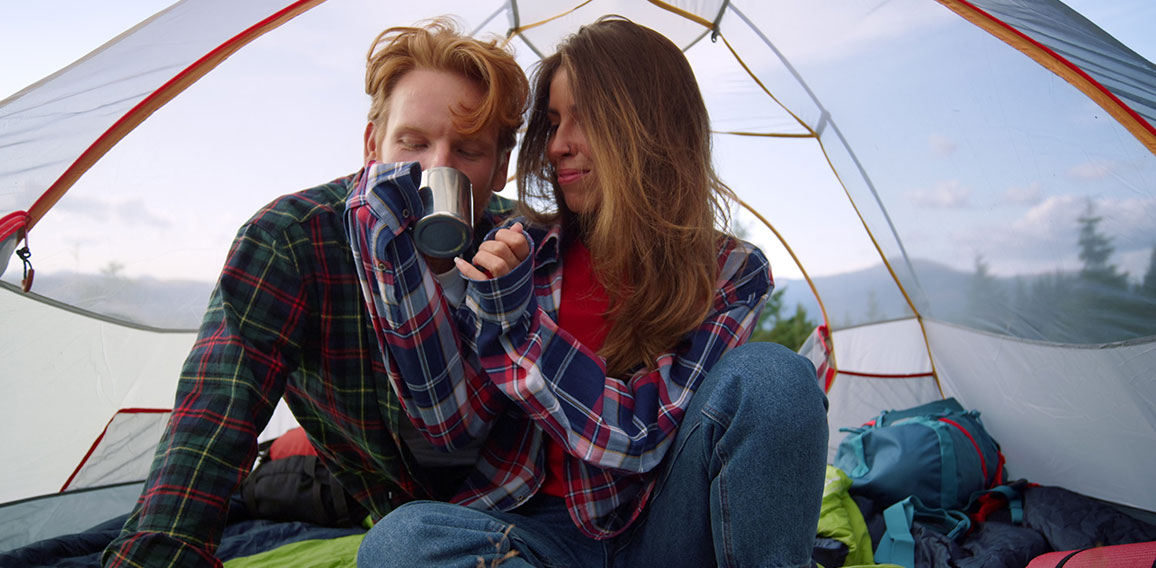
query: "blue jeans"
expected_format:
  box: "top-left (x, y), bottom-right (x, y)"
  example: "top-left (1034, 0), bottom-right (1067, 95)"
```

top-left (357, 342), bottom-right (828, 567)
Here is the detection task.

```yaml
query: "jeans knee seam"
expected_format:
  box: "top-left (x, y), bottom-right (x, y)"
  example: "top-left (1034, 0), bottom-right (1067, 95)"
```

top-left (715, 442), bottom-right (737, 567)
top-left (701, 404), bottom-right (732, 430)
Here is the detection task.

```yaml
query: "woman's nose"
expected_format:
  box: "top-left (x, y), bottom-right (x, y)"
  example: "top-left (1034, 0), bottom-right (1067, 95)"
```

top-left (548, 125), bottom-right (572, 160)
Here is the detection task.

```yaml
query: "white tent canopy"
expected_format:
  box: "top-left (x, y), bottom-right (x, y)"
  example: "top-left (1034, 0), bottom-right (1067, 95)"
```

top-left (2, 0), bottom-right (1155, 537)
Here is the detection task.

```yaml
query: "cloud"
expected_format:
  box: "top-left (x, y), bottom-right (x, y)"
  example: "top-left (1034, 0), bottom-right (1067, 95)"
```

top-left (1010, 194), bottom-right (1081, 242)
top-left (908, 180), bottom-right (971, 208)
top-left (54, 195), bottom-right (110, 221)
top-left (115, 199), bottom-right (170, 228)
top-left (1068, 159), bottom-right (1118, 180)
top-left (1001, 182), bottom-right (1043, 206)
top-left (1093, 196), bottom-right (1156, 253)
top-left (52, 195), bottom-right (171, 228)
top-left (957, 193), bottom-right (1156, 275)
top-left (928, 134), bottom-right (957, 157)
top-left (1008, 193), bottom-right (1156, 247)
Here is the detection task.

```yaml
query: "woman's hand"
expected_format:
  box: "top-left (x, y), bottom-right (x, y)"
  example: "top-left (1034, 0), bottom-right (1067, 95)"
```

top-left (455, 222), bottom-right (529, 280)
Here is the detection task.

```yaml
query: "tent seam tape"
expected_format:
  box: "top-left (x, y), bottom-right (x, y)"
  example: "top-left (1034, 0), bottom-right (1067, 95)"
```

top-left (837, 370), bottom-right (936, 379)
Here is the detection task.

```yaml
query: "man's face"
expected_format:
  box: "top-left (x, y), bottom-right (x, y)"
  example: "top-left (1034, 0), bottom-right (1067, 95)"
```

top-left (364, 68), bottom-right (508, 223)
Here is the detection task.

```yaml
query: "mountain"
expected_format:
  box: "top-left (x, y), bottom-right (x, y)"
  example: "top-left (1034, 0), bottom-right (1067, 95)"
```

top-left (12, 257), bottom-right (1155, 343)
top-left (6, 271), bottom-right (214, 330)
top-left (773, 258), bottom-right (974, 329)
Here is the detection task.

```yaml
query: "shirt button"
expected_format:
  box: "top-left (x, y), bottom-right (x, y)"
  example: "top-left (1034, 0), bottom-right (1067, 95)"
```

top-left (401, 209), bottom-right (410, 218)
top-left (376, 262), bottom-right (387, 271)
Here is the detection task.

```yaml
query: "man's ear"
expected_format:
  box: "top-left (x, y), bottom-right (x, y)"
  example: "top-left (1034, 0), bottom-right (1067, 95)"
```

top-left (363, 122), bottom-right (378, 165)
top-left (490, 152), bottom-right (512, 193)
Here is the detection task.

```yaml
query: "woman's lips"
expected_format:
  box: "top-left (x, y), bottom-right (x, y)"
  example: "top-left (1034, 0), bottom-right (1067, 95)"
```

top-left (555, 168), bottom-right (589, 186)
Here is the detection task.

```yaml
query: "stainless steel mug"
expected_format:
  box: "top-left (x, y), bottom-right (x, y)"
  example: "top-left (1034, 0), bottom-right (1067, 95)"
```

top-left (414, 166), bottom-right (473, 258)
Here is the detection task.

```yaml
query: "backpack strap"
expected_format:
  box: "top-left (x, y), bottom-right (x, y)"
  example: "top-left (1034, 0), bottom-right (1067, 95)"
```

top-left (905, 417), bottom-right (959, 509)
top-left (875, 496), bottom-right (972, 568)
top-left (967, 484), bottom-right (1023, 524)
top-left (876, 499), bottom-right (916, 568)
top-left (306, 455), bottom-right (350, 523)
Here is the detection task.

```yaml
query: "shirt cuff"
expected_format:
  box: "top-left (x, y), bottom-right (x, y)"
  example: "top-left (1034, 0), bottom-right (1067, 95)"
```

top-left (466, 238), bottom-right (535, 327)
top-left (360, 161), bottom-right (424, 230)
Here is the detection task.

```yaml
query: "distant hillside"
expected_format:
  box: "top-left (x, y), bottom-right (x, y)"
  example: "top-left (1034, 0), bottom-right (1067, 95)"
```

top-left (12, 261), bottom-right (968, 331)
top-left (12, 258), bottom-right (1154, 343)
top-left (773, 258), bottom-right (973, 328)
top-left (8, 271), bottom-right (214, 330)
top-left (773, 259), bottom-right (1156, 342)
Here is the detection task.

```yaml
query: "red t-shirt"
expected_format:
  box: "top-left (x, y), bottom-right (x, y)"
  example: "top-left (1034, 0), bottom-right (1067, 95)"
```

top-left (540, 240), bottom-right (611, 497)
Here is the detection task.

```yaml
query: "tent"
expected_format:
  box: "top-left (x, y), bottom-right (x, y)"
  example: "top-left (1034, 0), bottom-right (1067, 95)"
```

top-left (2, 0), bottom-right (1155, 553)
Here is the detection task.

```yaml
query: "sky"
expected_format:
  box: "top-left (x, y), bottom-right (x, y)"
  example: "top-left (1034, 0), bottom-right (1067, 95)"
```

top-left (1, 0), bottom-right (1155, 296)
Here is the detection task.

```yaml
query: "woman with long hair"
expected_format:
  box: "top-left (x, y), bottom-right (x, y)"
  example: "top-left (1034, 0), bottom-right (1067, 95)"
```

top-left (356, 17), bottom-right (828, 568)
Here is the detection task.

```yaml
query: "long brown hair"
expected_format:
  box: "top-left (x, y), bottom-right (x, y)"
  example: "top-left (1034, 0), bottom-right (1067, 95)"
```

top-left (517, 17), bottom-right (734, 376)
top-left (365, 18), bottom-right (528, 153)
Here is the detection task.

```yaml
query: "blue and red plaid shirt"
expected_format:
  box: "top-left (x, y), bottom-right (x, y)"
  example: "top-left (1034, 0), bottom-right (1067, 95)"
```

top-left (103, 167), bottom-right (514, 568)
top-left (347, 162), bottom-right (773, 538)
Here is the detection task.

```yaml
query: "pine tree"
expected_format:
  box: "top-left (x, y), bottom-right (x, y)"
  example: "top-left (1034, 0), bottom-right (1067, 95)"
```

top-left (967, 254), bottom-right (1005, 332)
top-left (865, 289), bottom-right (882, 322)
top-left (751, 288), bottom-right (817, 351)
top-left (1141, 246), bottom-right (1156, 297)
top-left (1076, 201), bottom-right (1127, 289)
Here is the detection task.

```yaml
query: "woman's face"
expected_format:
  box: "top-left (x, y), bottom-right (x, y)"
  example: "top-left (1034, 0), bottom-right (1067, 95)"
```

top-left (546, 69), bottom-right (600, 215)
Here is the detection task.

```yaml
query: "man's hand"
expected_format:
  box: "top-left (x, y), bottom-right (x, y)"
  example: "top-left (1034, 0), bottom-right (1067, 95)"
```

top-left (455, 223), bottom-right (529, 280)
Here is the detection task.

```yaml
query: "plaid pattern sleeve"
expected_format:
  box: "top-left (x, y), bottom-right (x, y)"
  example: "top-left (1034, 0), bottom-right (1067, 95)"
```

top-left (103, 214), bottom-right (311, 567)
top-left (464, 230), bottom-right (772, 475)
top-left (345, 162), bottom-right (507, 451)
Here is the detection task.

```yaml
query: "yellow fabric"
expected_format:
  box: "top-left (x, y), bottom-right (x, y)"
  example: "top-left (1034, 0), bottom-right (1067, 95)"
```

top-left (817, 465), bottom-right (875, 566)
top-left (223, 534), bottom-right (364, 568)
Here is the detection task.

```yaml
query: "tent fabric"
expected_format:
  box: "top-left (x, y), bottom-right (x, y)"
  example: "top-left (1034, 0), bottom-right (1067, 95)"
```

top-left (0, 281), bottom-right (195, 504)
top-left (62, 409), bottom-right (172, 493)
top-left (0, 0), bottom-right (317, 237)
top-left (814, 316), bottom-right (1156, 514)
top-left (1, 0), bottom-right (1154, 538)
top-left (969, 0), bottom-right (1156, 130)
top-left (0, 278), bottom-right (302, 505)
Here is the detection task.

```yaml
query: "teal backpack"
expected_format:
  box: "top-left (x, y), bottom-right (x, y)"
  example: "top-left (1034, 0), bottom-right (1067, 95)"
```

top-left (833, 397), bottom-right (1007, 511)
top-left (834, 398), bottom-right (1016, 568)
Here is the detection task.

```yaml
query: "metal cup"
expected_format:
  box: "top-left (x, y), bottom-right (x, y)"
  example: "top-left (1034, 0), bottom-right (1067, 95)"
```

top-left (413, 167), bottom-right (474, 258)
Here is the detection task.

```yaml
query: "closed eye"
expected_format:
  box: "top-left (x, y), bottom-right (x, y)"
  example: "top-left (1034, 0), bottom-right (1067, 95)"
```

top-left (398, 137), bottom-right (427, 150)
